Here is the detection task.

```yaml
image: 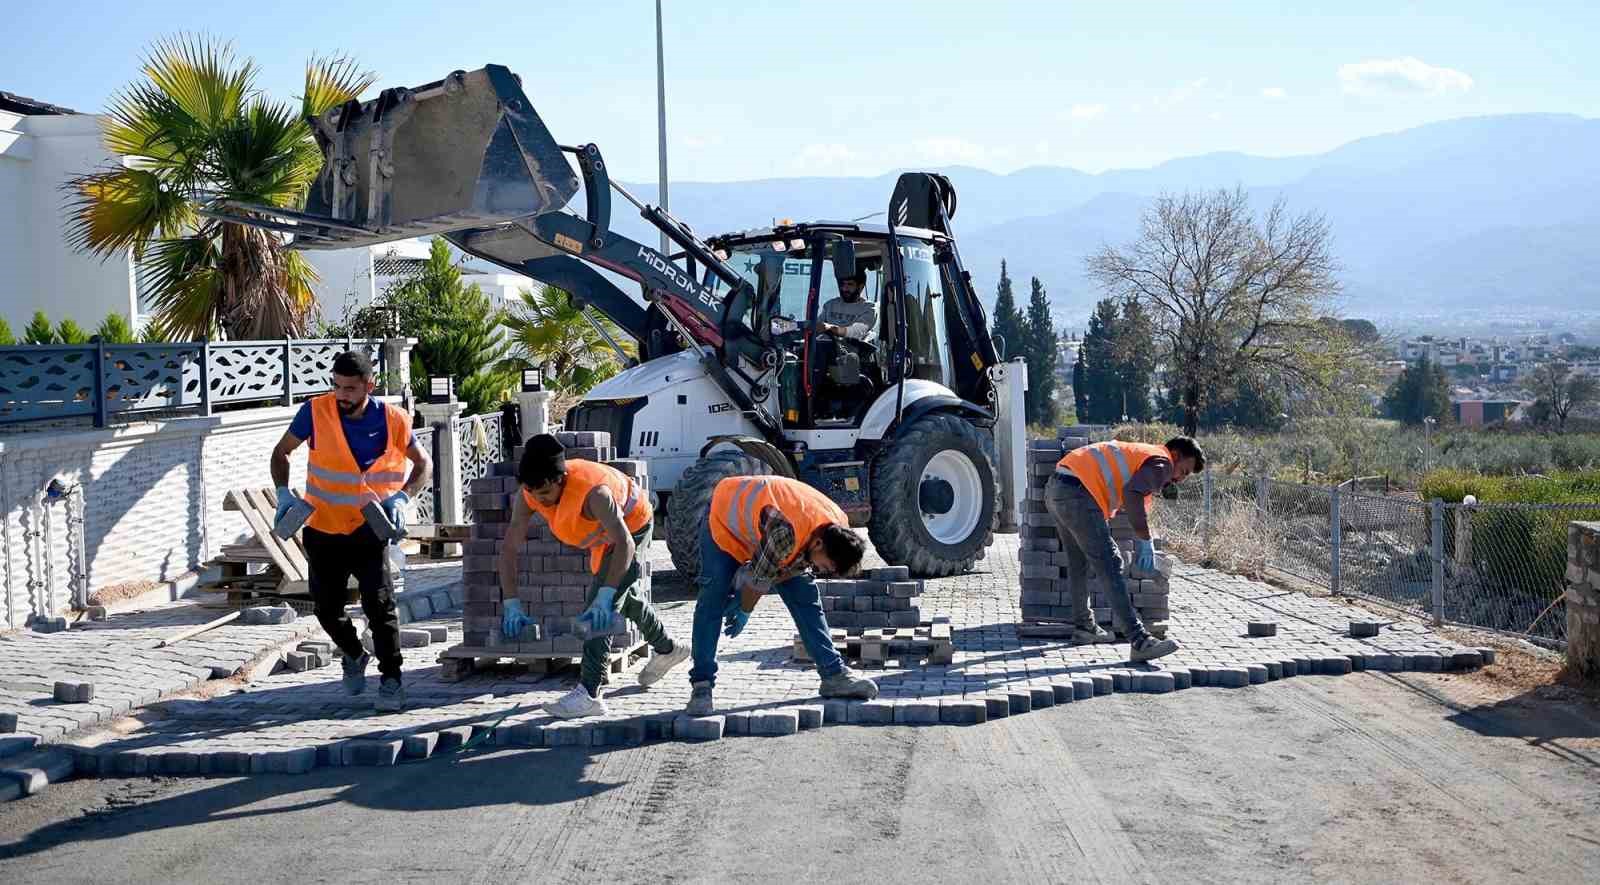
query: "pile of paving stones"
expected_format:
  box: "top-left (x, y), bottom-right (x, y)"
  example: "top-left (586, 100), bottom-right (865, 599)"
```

top-left (816, 566), bottom-right (925, 629)
top-left (1018, 432), bottom-right (1171, 636)
top-left (455, 430), bottom-right (649, 657)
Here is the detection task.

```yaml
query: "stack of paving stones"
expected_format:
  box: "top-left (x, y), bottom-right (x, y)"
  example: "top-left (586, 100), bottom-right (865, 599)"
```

top-left (1018, 430), bottom-right (1171, 637)
top-left (816, 566), bottom-right (925, 629)
top-left (452, 430), bottom-right (648, 660)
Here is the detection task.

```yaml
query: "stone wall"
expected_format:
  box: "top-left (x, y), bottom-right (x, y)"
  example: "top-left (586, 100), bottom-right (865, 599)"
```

top-left (1567, 521), bottom-right (1600, 678)
top-left (1, 407), bottom-right (304, 629)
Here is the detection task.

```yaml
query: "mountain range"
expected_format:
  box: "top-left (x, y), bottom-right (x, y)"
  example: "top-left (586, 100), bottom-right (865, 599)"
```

top-left (611, 113), bottom-right (1600, 325)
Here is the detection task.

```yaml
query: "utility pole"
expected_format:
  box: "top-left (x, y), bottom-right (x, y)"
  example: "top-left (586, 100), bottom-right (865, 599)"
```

top-left (656, 0), bottom-right (670, 256)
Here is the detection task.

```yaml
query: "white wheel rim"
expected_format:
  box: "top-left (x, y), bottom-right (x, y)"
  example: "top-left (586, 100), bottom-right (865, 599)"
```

top-left (920, 449), bottom-right (983, 545)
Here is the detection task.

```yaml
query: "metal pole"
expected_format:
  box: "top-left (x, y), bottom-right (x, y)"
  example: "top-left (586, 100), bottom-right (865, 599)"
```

top-left (1329, 486), bottom-right (1342, 595)
top-left (281, 340), bottom-right (294, 406)
top-left (198, 337), bottom-right (212, 417)
top-left (92, 341), bottom-right (107, 427)
top-left (1256, 475), bottom-right (1269, 515)
top-left (655, 0), bottom-right (670, 257)
top-left (1430, 499), bottom-right (1445, 627)
top-left (1201, 469), bottom-right (1214, 548)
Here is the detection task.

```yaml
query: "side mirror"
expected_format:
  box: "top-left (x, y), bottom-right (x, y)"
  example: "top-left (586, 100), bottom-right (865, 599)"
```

top-left (756, 252), bottom-right (785, 303)
top-left (831, 238), bottom-right (857, 285)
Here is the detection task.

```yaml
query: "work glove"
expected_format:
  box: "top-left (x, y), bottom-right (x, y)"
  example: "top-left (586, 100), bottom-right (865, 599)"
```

top-left (274, 487), bottom-right (303, 524)
top-left (579, 586), bottom-right (619, 633)
top-left (1135, 539), bottom-right (1156, 573)
top-left (501, 599), bottom-right (532, 639)
top-left (380, 490), bottom-right (410, 537)
top-left (722, 597), bottom-right (750, 638)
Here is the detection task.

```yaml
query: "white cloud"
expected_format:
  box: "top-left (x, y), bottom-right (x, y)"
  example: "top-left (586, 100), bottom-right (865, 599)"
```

top-left (681, 133), bottom-right (723, 150)
top-left (1208, 112), bottom-right (1223, 121)
top-left (795, 143), bottom-right (857, 168)
top-left (1260, 86), bottom-right (1287, 99)
top-left (1338, 57), bottom-right (1473, 96)
top-left (911, 137), bottom-right (991, 165)
top-left (1156, 77), bottom-right (1209, 108)
top-left (1068, 103), bottom-right (1106, 120)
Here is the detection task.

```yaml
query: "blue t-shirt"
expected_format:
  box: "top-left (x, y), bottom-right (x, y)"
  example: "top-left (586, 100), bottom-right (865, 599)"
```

top-left (289, 399), bottom-right (415, 472)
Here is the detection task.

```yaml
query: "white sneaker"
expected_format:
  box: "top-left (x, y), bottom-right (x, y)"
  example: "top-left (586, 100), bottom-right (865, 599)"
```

top-left (544, 685), bottom-right (608, 720)
top-left (637, 643), bottom-right (691, 687)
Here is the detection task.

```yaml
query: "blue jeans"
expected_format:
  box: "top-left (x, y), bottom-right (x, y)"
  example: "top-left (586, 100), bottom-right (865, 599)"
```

top-left (688, 521), bottom-right (846, 687)
top-left (1045, 471), bottom-right (1148, 642)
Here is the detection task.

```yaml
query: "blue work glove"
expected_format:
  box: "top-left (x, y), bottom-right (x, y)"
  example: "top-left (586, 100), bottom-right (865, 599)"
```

top-left (579, 586), bottom-right (619, 633)
top-left (380, 490), bottom-right (410, 536)
top-left (1135, 539), bottom-right (1156, 573)
top-left (501, 599), bottom-right (532, 639)
top-left (722, 598), bottom-right (750, 638)
top-left (274, 487), bottom-right (302, 524)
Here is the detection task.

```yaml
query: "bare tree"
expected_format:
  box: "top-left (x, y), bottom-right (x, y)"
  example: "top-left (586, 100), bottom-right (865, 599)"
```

top-left (1533, 362), bottom-right (1599, 433)
top-left (1087, 187), bottom-right (1350, 435)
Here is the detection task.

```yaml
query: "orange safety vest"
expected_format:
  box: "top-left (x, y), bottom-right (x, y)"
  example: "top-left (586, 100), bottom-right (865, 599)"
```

top-left (1057, 441), bottom-right (1172, 520)
top-left (709, 475), bottom-right (847, 566)
top-left (521, 459), bottom-right (652, 574)
top-left (304, 394), bottom-right (412, 535)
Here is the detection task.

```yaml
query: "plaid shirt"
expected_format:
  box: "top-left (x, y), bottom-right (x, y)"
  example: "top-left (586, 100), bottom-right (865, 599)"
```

top-left (746, 506), bottom-right (806, 592)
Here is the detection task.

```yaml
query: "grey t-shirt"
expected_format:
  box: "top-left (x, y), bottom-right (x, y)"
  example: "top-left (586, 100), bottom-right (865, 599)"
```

top-left (819, 297), bottom-right (879, 341)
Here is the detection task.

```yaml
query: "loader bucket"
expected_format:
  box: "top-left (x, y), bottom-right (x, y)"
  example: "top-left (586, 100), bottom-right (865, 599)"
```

top-left (210, 65), bottom-right (579, 249)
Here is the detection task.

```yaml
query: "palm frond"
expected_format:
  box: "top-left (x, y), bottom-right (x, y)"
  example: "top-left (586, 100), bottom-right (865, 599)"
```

top-left (142, 34), bottom-right (255, 131)
top-left (62, 167), bottom-right (194, 257)
top-left (206, 97), bottom-right (320, 206)
top-left (301, 53), bottom-right (376, 119)
top-left (138, 233), bottom-right (223, 339)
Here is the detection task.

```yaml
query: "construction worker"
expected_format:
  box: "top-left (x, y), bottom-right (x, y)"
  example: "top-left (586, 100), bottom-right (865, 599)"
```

top-left (686, 474), bottom-right (879, 714)
top-left (819, 269), bottom-right (878, 341)
top-left (270, 351), bottom-right (431, 713)
top-left (1047, 436), bottom-right (1205, 662)
top-left (501, 434), bottom-right (689, 719)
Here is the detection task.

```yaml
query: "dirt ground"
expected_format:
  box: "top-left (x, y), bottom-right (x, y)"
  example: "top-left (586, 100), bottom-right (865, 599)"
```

top-left (3, 656), bottom-right (1597, 885)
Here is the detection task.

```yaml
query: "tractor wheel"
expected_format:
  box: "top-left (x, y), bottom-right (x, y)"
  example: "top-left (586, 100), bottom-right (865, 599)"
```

top-left (868, 412), bottom-right (998, 577)
top-left (666, 449), bottom-right (772, 581)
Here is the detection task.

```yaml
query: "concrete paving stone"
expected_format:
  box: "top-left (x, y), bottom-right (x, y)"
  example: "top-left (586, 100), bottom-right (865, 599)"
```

top-left (822, 700), bottom-right (850, 724)
top-left (1244, 664), bottom-right (1269, 685)
top-left (1110, 671), bottom-right (1135, 693)
top-left (1278, 658), bottom-right (1298, 677)
top-left (981, 695), bottom-right (1011, 719)
top-left (751, 710), bottom-right (801, 735)
top-left (1026, 685), bottom-right (1055, 708)
top-left (1476, 647), bottom-right (1497, 665)
top-left (1049, 682), bottom-right (1076, 704)
top-left (1, 749), bottom-right (76, 795)
top-left (1139, 672), bottom-right (1176, 693)
top-left (940, 699), bottom-right (987, 725)
top-left (403, 732), bottom-right (440, 758)
top-left (593, 720), bottom-right (645, 746)
top-left (1005, 691), bottom-right (1033, 715)
top-left (435, 725), bottom-right (474, 752)
top-left (1319, 657), bottom-right (1354, 676)
top-left (893, 702), bottom-right (941, 725)
top-left (283, 747), bottom-right (317, 774)
top-left (1089, 673), bottom-right (1114, 695)
top-left (1167, 668), bottom-right (1193, 690)
top-left (399, 629), bottom-right (432, 649)
top-left (673, 715), bottom-right (724, 741)
top-left (426, 626), bottom-right (450, 643)
top-left (796, 705), bottom-right (825, 730)
top-left (1247, 621), bottom-right (1277, 637)
top-left (849, 700), bottom-right (898, 725)
top-left (1262, 661), bottom-right (1283, 681)
top-left (1214, 667), bottom-right (1250, 688)
top-left (0, 735), bottom-right (39, 758)
top-left (1451, 650), bottom-right (1484, 670)
top-left (1347, 654), bottom-right (1367, 672)
top-left (723, 711), bottom-right (752, 735)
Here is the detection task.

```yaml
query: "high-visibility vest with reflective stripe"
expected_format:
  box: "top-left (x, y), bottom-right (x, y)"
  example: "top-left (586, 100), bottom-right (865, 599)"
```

top-left (709, 475), bottom-right (848, 566)
top-left (1057, 441), bottom-right (1171, 520)
top-left (304, 394), bottom-right (412, 535)
top-left (520, 460), bottom-right (652, 574)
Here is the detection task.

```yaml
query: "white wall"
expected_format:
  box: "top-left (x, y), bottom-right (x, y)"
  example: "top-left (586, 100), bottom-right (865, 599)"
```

top-left (0, 112), bottom-right (136, 334)
top-left (304, 246), bottom-right (376, 329)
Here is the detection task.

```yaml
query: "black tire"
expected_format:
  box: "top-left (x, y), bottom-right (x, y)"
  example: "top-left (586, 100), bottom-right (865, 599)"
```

top-left (666, 449), bottom-right (772, 581)
top-left (868, 412), bottom-right (998, 577)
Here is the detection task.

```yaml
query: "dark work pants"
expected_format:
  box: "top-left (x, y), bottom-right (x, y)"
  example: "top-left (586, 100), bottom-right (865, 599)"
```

top-left (1043, 472), bottom-right (1148, 643)
top-left (303, 525), bottom-right (403, 680)
top-left (581, 521), bottom-right (673, 693)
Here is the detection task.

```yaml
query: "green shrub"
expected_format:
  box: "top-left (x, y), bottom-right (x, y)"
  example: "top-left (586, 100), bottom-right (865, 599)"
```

top-left (23, 311), bottom-right (56, 344)
top-left (55, 318), bottom-right (89, 344)
top-left (0, 316), bottom-right (13, 345)
top-left (95, 313), bottom-right (137, 344)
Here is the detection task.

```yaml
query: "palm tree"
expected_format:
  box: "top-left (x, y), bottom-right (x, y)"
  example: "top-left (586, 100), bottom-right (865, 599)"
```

top-left (65, 36), bottom-right (374, 340)
top-left (501, 285), bottom-right (634, 394)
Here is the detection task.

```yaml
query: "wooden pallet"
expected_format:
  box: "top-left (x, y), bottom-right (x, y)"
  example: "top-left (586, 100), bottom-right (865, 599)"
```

top-left (213, 487), bottom-right (311, 595)
top-left (795, 619), bottom-right (954, 667)
top-left (435, 639), bottom-right (649, 682)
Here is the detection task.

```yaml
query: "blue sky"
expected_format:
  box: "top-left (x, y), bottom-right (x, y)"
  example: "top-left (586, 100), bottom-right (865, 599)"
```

top-left (5, 1), bottom-right (1596, 182)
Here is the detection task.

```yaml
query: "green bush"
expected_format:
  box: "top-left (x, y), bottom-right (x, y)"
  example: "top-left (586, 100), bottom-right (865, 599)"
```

top-left (0, 316), bottom-right (13, 345)
top-left (95, 313), bottom-right (137, 344)
top-left (23, 311), bottom-right (56, 344)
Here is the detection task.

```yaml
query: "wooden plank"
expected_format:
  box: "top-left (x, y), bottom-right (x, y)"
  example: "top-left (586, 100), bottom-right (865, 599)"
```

top-left (229, 488), bottom-right (307, 582)
top-left (246, 487), bottom-right (312, 579)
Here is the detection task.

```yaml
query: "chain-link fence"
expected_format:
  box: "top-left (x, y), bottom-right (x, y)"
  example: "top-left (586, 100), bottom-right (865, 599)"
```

top-left (1154, 472), bottom-right (1595, 648)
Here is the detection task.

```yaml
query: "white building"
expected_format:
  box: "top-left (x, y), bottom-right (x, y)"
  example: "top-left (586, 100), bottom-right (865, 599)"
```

top-left (1, 91), bottom-right (534, 337)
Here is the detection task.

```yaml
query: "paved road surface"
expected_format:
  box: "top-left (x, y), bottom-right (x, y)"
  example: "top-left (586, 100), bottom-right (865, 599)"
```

top-left (3, 666), bottom-right (1596, 884)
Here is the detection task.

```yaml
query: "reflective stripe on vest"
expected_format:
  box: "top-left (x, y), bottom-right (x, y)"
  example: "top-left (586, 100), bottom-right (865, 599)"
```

top-left (304, 394), bottom-right (411, 535)
top-left (708, 475), bottom-right (848, 566)
top-left (1056, 441), bottom-right (1168, 520)
top-left (520, 460), bottom-right (651, 574)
